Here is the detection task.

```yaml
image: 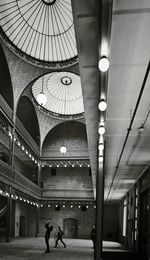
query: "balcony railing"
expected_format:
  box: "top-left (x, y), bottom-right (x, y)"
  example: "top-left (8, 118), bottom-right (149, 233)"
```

top-left (0, 94), bottom-right (39, 155)
top-left (0, 94), bottom-right (13, 121)
top-left (0, 160), bottom-right (41, 198)
top-left (0, 160), bottom-right (94, 201)
top-left (42, 188), bottom-right (94, 200)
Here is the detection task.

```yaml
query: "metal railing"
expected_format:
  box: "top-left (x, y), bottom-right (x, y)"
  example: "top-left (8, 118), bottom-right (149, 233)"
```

top-left (42, 188), bottom-right (94, 200)
top-left (0, 160), bottom-right (41, 198)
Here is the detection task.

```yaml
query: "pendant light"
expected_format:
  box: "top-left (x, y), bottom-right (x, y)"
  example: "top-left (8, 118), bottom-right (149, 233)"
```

top-left (60, 87), bottom-right (67, 154)
top-left (36, 13), bottom-right (47, 106)
top-left (98, 56), bottom-right (109, 72)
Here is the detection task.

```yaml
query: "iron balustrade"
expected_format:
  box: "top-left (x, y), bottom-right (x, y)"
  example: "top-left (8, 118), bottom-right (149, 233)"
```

top-left (0, 160), bottom-right (41, 198)
top-left (42, 188), bottom-right (94, 200)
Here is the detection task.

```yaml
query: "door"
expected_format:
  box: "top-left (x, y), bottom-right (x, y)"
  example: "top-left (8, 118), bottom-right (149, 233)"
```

top-left (64, 218), bottom-right (78, 238)
top-left (139, 188), bottom-right (150, 258)
top-left (19, 216), bottom-right (25, 237)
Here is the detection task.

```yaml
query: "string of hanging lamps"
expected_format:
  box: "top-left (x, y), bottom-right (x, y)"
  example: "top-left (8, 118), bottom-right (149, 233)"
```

top-left (98, 56), bottom-right (110, 163)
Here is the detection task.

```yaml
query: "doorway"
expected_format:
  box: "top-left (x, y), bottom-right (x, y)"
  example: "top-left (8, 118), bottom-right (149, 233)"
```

top-left (19, 216), bottom-right (25, 237)
top-left (64, 218), bottom-right (78, 238)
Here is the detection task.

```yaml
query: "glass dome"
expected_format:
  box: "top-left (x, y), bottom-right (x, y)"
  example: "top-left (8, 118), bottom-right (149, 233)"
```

top-left (0, 0), bottom-right (77, 68)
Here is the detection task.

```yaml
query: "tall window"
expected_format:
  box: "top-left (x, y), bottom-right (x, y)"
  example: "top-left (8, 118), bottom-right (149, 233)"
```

top-left (123, 198), bottom-right (127, 236)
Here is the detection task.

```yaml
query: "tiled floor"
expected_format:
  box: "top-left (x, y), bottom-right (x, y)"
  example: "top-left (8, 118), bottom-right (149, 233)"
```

top-left (0, 237), bottom-right (94, 260)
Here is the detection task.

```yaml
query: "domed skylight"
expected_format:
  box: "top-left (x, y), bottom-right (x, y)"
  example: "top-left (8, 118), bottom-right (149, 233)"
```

top-left (32, 71), bottom-right (84, 118)
top-left (0, 0), bottom-right (77, 68)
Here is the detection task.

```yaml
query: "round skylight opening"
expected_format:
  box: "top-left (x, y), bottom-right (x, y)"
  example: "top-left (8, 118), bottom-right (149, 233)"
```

top-left (61, 76), bottom-right (72, 85)
top-left (42, 0), bottom-right (56, 5)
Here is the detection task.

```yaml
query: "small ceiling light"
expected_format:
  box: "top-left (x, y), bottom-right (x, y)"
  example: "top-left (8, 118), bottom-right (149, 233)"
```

top-left (64, 164), bottom-right (67, 167)
top-left (57, 165), bottom-right (59, 168)
top-left (78, 205), bottom-right (81, 208)
top-left (138, 126), bottom-right (144, 133)
top-left (98, 125), bottom-right (105, 135)
top-left (98, 99), bottom-right (107, 111)
top-left (63, 205), bottom-right (66, 208)
top-left (48, 205), bottom-right (51, 207)
top-left (70, 205), bottom-right (73, 208)
top-left (98, 143), bottom-right (104, 151)
top-left (98, 56), bottom-right (109, 72)
top-left (98, 156), bottom-right (103, 163)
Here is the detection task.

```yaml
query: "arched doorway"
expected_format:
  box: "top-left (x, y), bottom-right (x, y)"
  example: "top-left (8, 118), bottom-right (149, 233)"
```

top-left (64, 218), bottom-right (78, 238)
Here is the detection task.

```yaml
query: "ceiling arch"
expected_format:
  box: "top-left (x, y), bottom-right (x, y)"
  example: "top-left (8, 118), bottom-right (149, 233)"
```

top-left (42, 121), bottom-right (89, 158)
top-left (0, 43), bottom-right (13, 109)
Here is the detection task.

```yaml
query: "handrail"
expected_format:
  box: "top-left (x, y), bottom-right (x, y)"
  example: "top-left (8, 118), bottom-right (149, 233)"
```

top-left (15, 117), bottom-right (39, 154)
top-left (0, 94), bottom-right (39, 155)
top-left (0, 94), bottom-right (13, 121)
top-left (42, 188), bottom-right (94, 200)
top-left (0, 160), bottom-right (94, 201)
top-left (0, 205), bottom-right (7, 218)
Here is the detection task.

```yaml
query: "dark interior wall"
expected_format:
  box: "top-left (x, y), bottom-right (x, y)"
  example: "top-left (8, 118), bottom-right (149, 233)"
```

top-left (15, 201), bottom-right (36, 237)
top-left (39, 205), bottom-right (95, 239)
top-left (42, 167), bottom-right (92, 190)
top-left (103, 203), bottom-right (120, 242)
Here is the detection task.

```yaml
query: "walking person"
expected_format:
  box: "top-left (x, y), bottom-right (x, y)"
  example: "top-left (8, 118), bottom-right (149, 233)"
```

top-left (44, 222), bottom-right (53, 253)
top-left (54, 226), bottom-right (66, 248)
top-left (91, 225), bottom-right (96, 249)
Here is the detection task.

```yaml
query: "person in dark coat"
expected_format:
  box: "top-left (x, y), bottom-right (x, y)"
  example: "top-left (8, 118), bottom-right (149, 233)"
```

top-left (54, 226), bottom-right (66, 248)
top-left (44, 222), bottom-right (53, 253)
top-left (91, 225), bottom-right (96, 249)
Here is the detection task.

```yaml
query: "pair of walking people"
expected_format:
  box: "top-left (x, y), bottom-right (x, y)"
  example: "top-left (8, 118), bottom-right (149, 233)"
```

top-left (44, 223), bottom-right (66, 253)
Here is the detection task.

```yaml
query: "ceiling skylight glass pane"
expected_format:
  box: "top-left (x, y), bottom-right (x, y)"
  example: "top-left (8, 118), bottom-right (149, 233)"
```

top-left (0, 0), bottom-right (78, 68)
top-left (32, 71), bottom-right (84, 118)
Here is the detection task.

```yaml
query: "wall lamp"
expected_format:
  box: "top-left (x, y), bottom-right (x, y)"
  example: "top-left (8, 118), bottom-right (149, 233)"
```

top-left (98, 143), bottom-right (104, 151)
top-left (98, 99), bottom-right (107, 111)
top-left (98, 156), bottom-right (103, 163)
top-left (98, 56), bottom-right (109, 72)
top-left (98, 125), bottom-right (105, 135)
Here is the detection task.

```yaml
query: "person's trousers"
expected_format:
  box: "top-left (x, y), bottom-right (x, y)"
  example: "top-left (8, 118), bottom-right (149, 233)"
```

top-left (55, 237), bottom-right (66, 247)
top-left (45, 236), bottom-right (50, 252)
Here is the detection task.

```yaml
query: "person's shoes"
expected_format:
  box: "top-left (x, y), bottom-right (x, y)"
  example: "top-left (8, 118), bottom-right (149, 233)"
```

top-left (64, 245), bottom-right (66, 248)
top-left (45, 250), bottom-right (50, 253)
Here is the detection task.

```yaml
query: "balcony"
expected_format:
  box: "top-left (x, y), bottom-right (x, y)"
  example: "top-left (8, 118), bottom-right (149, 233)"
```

top-left (42, 188), bottom-right (94, 201)
top-left (0, 160), bottom-right (41, 198)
